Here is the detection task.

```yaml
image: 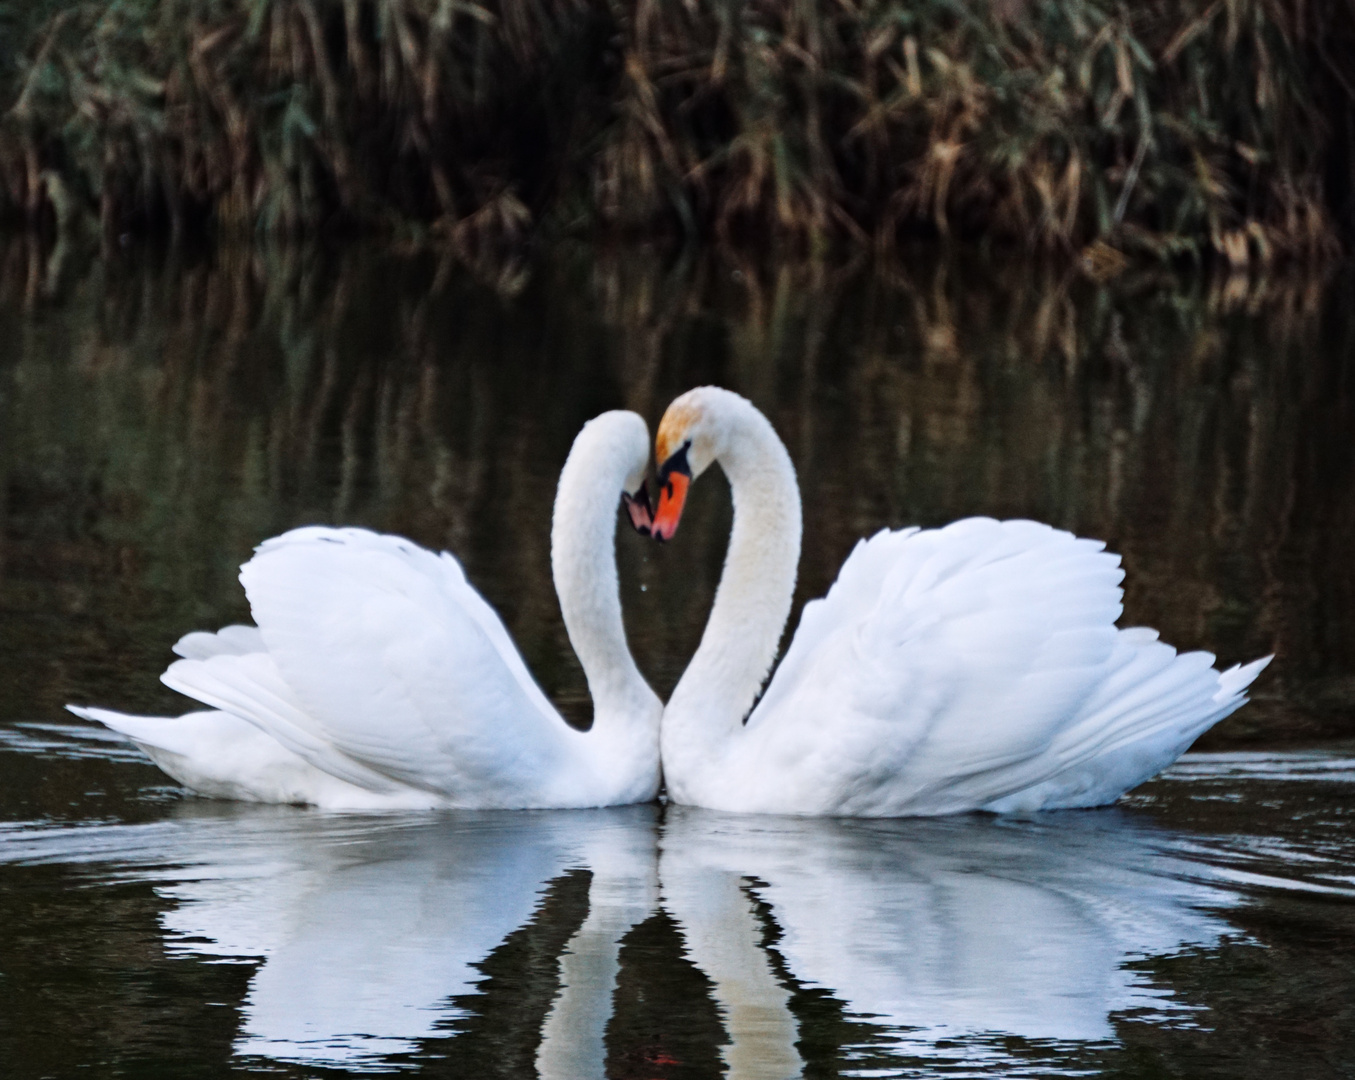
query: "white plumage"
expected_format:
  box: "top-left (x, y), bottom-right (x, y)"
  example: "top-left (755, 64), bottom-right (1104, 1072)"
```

top-left (69, 388), bottom-right (1270, 819)
top-left (69, 411), bottom-right (662, 809)
top-left (653, 387), bottom-right (1271, 816)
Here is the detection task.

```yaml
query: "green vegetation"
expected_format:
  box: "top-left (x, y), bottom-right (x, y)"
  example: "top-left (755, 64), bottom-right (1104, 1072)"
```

top-left (0, 0), bottom-right (1352, 262)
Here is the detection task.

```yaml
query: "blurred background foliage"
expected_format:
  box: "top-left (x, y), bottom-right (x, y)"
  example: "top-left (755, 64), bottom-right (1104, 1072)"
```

top-left (0, 0), bottom-right (1350, 262)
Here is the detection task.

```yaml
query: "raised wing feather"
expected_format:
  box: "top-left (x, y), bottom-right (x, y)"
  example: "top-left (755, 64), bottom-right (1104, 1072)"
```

top-left (744, 519), bottom-right (1132, 814)
top-left (172, 624), bottom-right (265, 660)
top-left (174, 527), bottom-right (575, 805)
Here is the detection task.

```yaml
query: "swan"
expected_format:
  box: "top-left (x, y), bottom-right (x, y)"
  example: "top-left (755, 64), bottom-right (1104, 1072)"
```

top-left (647, 386), bottom-right (1272, 816)
top-left (67, 411), bottom-right (662, 810)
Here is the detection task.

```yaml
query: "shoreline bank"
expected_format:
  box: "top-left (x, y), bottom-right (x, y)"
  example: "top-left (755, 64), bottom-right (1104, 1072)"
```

top-left (1, 1), bottom-right (1352, 266)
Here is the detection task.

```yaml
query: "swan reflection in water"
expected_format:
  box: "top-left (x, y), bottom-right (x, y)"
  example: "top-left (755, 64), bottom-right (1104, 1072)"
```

top-left (148, 806), bottom-right (660, 1073)
top-left (5, 794), bottom-right (1255, 1077)
top-left (660, 807), bottom-right (1234, 1074)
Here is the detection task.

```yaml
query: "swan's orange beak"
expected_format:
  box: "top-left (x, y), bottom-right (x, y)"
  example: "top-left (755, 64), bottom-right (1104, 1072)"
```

top-left (621, 485), bottom-right (653, 536)
top-left (652, 471), bottom-right (690, 542)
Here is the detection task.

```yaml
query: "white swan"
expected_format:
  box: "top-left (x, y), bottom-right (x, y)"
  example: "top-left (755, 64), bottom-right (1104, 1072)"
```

top-left (67, 411), bottom-right (662, 809)
top-left (648, 386), bottom-right (1271, 816)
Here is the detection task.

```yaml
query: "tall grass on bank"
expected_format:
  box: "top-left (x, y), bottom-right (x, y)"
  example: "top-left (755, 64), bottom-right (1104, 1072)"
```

top-left (0, 0), bottom-right (1352, 261)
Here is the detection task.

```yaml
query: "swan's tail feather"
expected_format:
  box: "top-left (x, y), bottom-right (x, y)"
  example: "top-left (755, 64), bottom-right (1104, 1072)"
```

top-left (982, 645), bottom-right (1273, 813)
top-left (67, 704), bottom-right (186, 749)
top-left (65, 703), bottom-right (423, 807)
top-left (1062, 643), bottom-right (1271, 767)
top-left (66, 704), bottom-right (272, 767)
top-left (65, 703), bottom-right (269, 798)
top-left (1216, 654), bottom-right (1273, 703)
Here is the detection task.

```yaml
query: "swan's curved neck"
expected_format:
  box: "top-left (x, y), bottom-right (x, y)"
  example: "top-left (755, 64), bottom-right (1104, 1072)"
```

top-left (665, 398), bottom-right (802, 760)
top-left (551, 435), bottom-right (659, 732)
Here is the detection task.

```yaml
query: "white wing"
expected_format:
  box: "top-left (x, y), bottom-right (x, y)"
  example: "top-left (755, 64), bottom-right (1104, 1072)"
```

top-left (161, 527), bottom-right (581, 807)
top-left (65, 705), bottom-right (437, 808)
top-left (171, 624), bottom-right (265, 659)
top-left (740, 518), bottom-right (1266, 815)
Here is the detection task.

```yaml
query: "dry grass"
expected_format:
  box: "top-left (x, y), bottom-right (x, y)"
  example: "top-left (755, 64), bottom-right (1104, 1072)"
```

top-left (0, 0), bottom-right (1351, 263)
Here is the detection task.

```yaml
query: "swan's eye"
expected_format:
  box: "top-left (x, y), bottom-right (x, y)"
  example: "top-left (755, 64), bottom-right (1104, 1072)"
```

top-left (657, 441), bottom-right (692, 483)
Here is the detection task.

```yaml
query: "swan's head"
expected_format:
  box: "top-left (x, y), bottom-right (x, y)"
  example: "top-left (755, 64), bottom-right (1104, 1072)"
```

top-left (556, 410), bottom-right (654, 536)
top-left (651, 386), bottom-right (747, 541)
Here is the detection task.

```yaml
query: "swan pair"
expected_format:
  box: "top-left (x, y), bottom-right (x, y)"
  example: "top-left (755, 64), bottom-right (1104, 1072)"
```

top-left (70, 387), bottom-right (1270, 814)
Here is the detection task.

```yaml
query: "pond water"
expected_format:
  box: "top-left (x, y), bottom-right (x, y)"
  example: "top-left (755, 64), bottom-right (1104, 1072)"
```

top-left (1, 240), bottom-right (1353, 1078)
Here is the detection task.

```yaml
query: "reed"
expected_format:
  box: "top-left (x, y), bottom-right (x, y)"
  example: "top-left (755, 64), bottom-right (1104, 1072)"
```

top-left (0, 0), bottom-right (1351, 262)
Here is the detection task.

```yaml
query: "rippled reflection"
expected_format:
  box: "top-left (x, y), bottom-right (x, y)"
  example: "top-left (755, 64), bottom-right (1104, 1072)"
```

top-left (2, 242), bottom-right (1353, 1077)
top-left (661, 808), bottom-right (1235, 1061)
top-left (0, 805), bottom-right (1220, 1073)
top-left (12, 724), bottom-right (1352, 1076)
top-left (162, 809), bottom-right (657, 1070)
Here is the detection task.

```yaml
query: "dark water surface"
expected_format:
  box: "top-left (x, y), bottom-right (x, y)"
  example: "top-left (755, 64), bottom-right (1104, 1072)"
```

top-left (1, 241), bottom-right (1353, 1078)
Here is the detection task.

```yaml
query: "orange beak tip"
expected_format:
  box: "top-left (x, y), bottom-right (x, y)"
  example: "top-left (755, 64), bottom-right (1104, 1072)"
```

top-left (652, 471), bottom-right (690, 542)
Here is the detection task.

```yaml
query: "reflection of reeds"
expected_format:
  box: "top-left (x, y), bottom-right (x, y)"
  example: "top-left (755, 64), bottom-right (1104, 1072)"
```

top-left (0, 241), bottom-right (1350, 739)
top-left (0, 1), bottom-right (1350, 260)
